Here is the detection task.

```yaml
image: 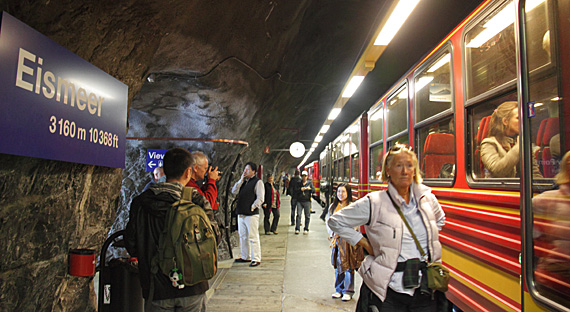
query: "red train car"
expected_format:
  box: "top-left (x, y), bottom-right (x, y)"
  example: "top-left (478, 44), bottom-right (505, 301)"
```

top-left (320, 0), bottom-right (570, 311)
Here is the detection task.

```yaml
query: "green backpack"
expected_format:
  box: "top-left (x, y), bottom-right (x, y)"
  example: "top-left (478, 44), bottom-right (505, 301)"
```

top-left (154, 187), bottom-right (218, 288)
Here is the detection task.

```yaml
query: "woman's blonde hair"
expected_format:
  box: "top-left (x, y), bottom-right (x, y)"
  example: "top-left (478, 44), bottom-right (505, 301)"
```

top-left (488, 101), bottom-right (518, 147)
top-left (555, 151), bottom-right (570, 185)
top-left (380, 143), bottom-right (423, 184)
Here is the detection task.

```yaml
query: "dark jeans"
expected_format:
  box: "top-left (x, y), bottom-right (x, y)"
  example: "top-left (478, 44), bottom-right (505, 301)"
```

top-left (290, 198), bottom-right (298, 224)
top-left (356, 283), bottom-right (437, 312)
top-left (295, 200), bottom-right (311, 231)
top-left (262, 207), bottom-right (280, 233)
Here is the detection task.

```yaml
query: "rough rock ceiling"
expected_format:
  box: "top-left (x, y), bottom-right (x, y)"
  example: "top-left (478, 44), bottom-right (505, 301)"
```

top-left (128, 0), bottom-right (387, 168)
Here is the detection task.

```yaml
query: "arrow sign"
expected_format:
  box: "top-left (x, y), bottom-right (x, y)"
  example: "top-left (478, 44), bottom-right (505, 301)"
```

top-left (146, 149), bottom-right (168, 172)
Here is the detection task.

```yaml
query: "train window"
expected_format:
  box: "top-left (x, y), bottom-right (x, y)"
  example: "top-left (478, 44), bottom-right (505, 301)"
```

top-left (525, 0), bottom-right (554, 72)
top-left (369, 107), bottom-right (384, 144)
top-left (465, 0), bottom-right (516, 100)
top-left (343, 156), bottom-right (350, 181)
top-left (413, 46), bottom-right (455, 183)
top-left (416, 118), bottom-right (455, 180)
top-left (414, 51), bottom-right (453, 125)
top-left (468, 92), bottom-right (518, 180)
top-left (370, 143), bottom-right (384, 181)
top-left (386, 84), bottom-right (408, 139)
top-left (333, 159), bottom-right (339, 181)
top-left (351, 153), bottom-right (359, 182)
top-left (350, 123), bottom-right (360, 182)
top-left (524, 0), bottom-right (570, 308)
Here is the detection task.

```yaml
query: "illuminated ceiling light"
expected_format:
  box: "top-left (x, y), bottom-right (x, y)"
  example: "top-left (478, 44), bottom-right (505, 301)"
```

top-left (320, 124), bottom-right (330, 134)
top-left (374, 0), bottom-right (421, 46)
top-left (342, 76), bottom-right (365, 98)
top-left (415, 76), bottom-right (434, 91)
top-left (328, 108), bottom-right (342, 120)
top-left (534, 102), bottom-right (544, 107)
top-left (315, 135), bottom-right (323, 143)
top-left (551, 96), bottom-right (561, 101)
top-left (467, 3), bottom-right (514, 48)
top-left (311, 142), bottom-right (318, 148)
top-left (427, 54), bottom-right (450, 73)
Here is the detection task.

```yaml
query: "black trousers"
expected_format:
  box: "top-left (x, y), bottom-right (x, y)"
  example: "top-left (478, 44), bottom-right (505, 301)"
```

top-left (262, 207), bottom-right (280, 233)
top-left (356, 283), bottom-right (438, 312)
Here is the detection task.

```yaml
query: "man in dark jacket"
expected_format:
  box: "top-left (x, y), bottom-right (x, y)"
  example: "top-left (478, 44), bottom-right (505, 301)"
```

top-left (295, 170), bottom-right (315, 235)
top-left (231, 162), bottom-right (264, 267)
top-left (288, 169), bottom-right (302, 226)
top-left (262, 174), bottom-right (280, 235)
top-left (125, 147), bottom-right (217, 311)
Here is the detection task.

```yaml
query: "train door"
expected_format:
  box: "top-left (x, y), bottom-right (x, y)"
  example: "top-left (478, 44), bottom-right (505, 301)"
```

top-left (519, 0), bottom-right (570, 310)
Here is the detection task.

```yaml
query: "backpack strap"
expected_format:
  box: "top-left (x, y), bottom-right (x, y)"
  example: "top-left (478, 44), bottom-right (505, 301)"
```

top-left (181, 186), bottom-right (194, 201)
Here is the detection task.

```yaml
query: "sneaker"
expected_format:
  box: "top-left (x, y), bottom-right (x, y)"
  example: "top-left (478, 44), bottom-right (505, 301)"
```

top-left (265, 232), bottom-right (271, 235)
top-left (234, 258), bottom-right (250, 263)
top-left (341, 294), bottom-right (352, 301)
top-left (332, 292), bottom-right (342, 299)
top-left (249, 261), bottom-right (261, 267)
top-left (272, 231), bottom-right (278, 235)
top-left (303, 230), bottom-right (309, 235)
top-left (295, 230), bottom-right (300, 235)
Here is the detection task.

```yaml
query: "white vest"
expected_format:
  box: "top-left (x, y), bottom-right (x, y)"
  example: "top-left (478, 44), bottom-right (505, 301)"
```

top-left (360, 183), bottom-right (444, 301)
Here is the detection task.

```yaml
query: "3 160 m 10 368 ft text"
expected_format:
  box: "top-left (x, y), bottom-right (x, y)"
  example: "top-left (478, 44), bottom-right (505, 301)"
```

top-left (49, 115), bottom-right (119, 148)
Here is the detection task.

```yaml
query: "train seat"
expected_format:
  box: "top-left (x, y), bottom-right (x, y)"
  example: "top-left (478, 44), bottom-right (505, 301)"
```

top-left (535, 117), bottom-right (559, 178)
top-left (422, 133), bottom-right (455, 178)
top-left (475, 116), bottom-right (492, 178)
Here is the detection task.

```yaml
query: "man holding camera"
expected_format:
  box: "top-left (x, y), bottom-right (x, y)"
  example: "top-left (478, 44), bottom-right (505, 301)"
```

top-left (186, 151), bottom-right (220, 210)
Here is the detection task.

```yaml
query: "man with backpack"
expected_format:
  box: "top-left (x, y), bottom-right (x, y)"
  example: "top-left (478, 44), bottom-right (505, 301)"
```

top-left (126, 147), bottom-right (218, 311)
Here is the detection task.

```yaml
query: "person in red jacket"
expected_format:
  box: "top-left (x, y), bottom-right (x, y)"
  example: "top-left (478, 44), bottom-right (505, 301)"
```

top-left (186, 151), bottom-right (220, 210)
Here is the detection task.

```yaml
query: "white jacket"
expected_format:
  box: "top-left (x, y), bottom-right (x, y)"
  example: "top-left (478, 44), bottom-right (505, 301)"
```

top-left (327, 182), bottom-right (445, 301)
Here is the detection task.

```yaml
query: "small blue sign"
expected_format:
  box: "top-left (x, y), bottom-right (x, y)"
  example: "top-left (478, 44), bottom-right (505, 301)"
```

top-left (528, 101), bottom-right (536, 118)
top-left (146, 149), bottom-right (168, 172)
top-left (0, 12), bottom-right (127, 168)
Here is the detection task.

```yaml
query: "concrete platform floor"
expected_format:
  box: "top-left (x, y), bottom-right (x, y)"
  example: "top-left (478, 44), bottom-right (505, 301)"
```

top-left (206, 195), bottom-right (361, 311)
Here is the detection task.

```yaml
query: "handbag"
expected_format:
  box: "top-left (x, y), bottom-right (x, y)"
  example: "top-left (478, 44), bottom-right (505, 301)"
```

top-left (386, 191), bottom-right (450, 292)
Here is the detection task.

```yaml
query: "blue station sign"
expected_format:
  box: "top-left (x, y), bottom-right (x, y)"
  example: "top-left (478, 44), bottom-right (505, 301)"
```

top-left (0, 12), bottom-right (127, 168)
top-left (146, 149), bottom-right (168, 172)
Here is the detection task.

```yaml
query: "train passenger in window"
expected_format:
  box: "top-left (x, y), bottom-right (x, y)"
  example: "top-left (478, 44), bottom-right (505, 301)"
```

top-left (480, 101), bottom-right (542, 178)
top-left (532, 150), bottom-right (570, 294)
top-left (325, 183), bottom-right (364, 302)
top-left (328, 143), bottom-right (446, 311)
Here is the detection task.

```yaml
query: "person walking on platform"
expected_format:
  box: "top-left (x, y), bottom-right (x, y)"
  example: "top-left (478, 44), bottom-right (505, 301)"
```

top-left (283, 174), bottom-right (289, 195)
top-left (288, 170), bottom-right (302, 226)
top-left (295, 170), bottom-right (315, 234)
top-left (125, 147), bottom-right (218, 312)
top-left (231, 162), bottom-right (264, 267)
top-left (326, 183), bottom-right (364, 302)
top-left (262, 174), bottom-right (280, 235)
top-left (186, 151), bottom-right (220, 210)
top-left (328, 143), bottom-right (446, 312)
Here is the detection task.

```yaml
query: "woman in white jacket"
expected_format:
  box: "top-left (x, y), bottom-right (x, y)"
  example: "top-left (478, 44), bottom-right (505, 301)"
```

top-left (328, 143), bottom-right (445, 312)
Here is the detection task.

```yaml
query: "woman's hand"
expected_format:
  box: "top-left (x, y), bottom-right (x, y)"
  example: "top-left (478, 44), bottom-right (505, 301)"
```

top-left (357, 237), bottom-right (374, 256)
